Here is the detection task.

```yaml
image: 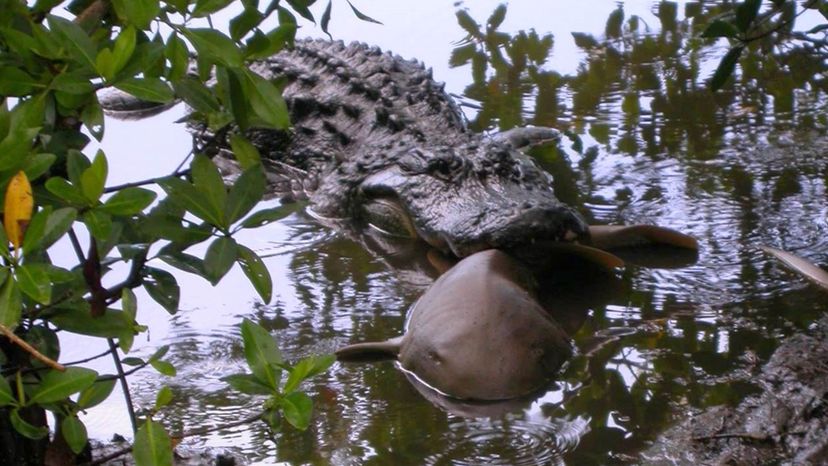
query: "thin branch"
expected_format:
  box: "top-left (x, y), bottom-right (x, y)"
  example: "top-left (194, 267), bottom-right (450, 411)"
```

top-left (0, 324), bottom-right (65, 372)
top-left (63, 348), bottom-right (114, 367)
top-left (86, 412), bottom-right (264, 465)
top-left (68, 229), bottom-right (86, 263)
top-left (108, 339), bottom-right (138, 434)
top-left (103, 169), bottom-right (190, 194)
top-left (96, 359), bottom-right (150, 381)
top-left (103, 249), bottom-right (149, 302)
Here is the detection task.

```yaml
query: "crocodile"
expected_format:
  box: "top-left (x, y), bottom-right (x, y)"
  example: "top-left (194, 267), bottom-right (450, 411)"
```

top-left (106, 39), bottom-right (695, 262)
top-left (200, 38), bottom-right (591, 261)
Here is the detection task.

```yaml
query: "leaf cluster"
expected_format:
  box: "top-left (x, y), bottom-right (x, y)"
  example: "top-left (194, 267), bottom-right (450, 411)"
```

top-left (0, 0), bottom-right (367, 463)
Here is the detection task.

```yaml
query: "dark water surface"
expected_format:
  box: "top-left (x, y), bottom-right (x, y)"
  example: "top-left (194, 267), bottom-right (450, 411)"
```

top-left (76, 1), bottom-right (828, 464)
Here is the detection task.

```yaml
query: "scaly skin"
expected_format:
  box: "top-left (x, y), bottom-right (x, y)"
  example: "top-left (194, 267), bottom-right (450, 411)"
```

top-left (107, 38), bottom-right (590, 259)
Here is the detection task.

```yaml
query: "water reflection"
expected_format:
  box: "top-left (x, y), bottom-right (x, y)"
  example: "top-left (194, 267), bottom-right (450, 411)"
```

top-left (97, 1), bottom-right (828, 465)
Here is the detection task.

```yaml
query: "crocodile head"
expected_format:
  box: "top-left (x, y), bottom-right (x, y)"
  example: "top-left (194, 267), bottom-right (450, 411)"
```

top-left (309, 139), bottom-right (590, 260)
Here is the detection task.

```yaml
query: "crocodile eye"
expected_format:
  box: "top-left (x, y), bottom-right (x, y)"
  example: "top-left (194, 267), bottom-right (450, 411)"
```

top-left (427, 154), bottom-right (465, 181)
top-left (361, 197), bottom-right (418, 238)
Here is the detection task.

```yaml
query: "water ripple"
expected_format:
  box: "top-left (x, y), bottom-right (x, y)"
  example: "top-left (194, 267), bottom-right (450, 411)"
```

top-left (424, 416), bottom-right (589, 466)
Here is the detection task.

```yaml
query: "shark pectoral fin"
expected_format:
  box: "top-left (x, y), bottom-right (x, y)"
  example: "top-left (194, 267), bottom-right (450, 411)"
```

top-left (761, 246), bottom-right (828, 292)
top-left (588, 225), bottom-right (699, 251)
top-left (335, 336), bottom-right (404, 362)
top-left (548, 243), bottom-right (625, 270)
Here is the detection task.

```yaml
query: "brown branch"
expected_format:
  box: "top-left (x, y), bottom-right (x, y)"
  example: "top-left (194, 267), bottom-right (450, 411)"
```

top-left (103, 249), bottom-right (149, 302)
top-left (74, 0), bottom-right (111, 33)
top-left (0, 324), bottom-right (65, 372)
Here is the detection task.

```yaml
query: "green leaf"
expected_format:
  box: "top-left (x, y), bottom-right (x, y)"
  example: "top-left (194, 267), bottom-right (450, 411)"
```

top-left (228, 134), bottom-right (261, 170)
top-left (0, 278), bottom-right (22, 330)
top-left (15, 263), bottom-right (51, 304)
top-left (0, 128), bottom-right (39, 171)
top-left (449, 43), bottom-right (476, 68)
top-left (456, 10), bottom-right (480, 37)
top-left (110, 0), bottom-right (160, 30)
top-left (193, 0), bottom-right (235, 17)
top-left (283, 354), bottom-right (334, 394)
top-left (45, 177), bottom-right (88, 205)
top-left (158, 177), bottom-right (223, 226)
top-left (50, 303), bottom-right (128, 337)
top-left (262, 407), bottom-right (280, 430)
top-left (21, 206), bottom-right (52, 256)
top-left (61, 416), bottom-right (88, 454)
top-left (222, 67), bottom-right (250, 130)
top-left (155, 386), bottom-right (173, 409)
top-left (226, 166), bottom-right (265, 224)
top-left (172, 78), bottom-right (220, 114)
top-left (29, 367), bottom-right (97, 404)
top-left (286, 0), bottom-right (315, 23)
top-left (122, 288), bottom-right (137, 322)
top-left (736, 0), bottom-right (762, 33)
top-left (36, 207), bottom-right (77, 252)
top-left (23, 153), bottom-right (57, 181)
top-left (83, 209), bottom-right (112, 241)
top-left (245, 70), bottom-right (290, 129)
top-left (111, 26), bottom-right (137, 79)
top-left (150, 359), bottom-right (176, 376)
top-left (133, 419), bottom-right (173, 466)
top-left (221, 373), bottom-right (274, 395)
top-left (101, 187), bottom-right (157, 215)
top-left (0, 68), bottom-right (42, 96)
top-left (165, 33), bottom-right (189, 81)
top-left (10, 409), bottom-right (49, 439)
top-left (710, 46), bottom-right (743, 91)
top-left (0, 375), bottom-right (16, 406)
top-left (184, 28), bottom-right (243, 67)
top-left (158, 249), bottom-right (207, 278)
top-left (149, 345), bottom-right (170, 362)
top-left (115, 78), bottom-right (175, 104)
top-left (702, 20), bottom-right (740, 39)
top-left (346, 0), bottom-right (382, 24)
top-left (81, 150), bottom-right (108, 202)
top-left (76, 378), bottom-right (116, 409)
top-left (320, 0), bottom-right (333, 38)
top-left (204, 236), bottom-right (237, 284)
top-left (81, 97), bottom-right (105, 141)
top-left (67, 151), bottom-right (90, 187)
top-left (51, 70), bottom-right (95, 95)
top-left (237, 245), bottom-right (272, 303)
top-left (230, 7), bottom-right (265, 41)
top-left (25, 326), bottom-right (60, 366)
top-left (487, 4), bottom-right (507, 31)
top-left (142, 215), bottom-right (212, 245)
top-left (47, 15), bottom-right (97, 70)
top-left (241, 318), bottom-right (282, 389)
top-left (240, 205), bottom-right (297, 229)
top-left (191, 154), bottom-right (227, 227)
top-left (279, 391), bottom-right (312, 430)
top-left (143, 267), bottom-right (180, 314)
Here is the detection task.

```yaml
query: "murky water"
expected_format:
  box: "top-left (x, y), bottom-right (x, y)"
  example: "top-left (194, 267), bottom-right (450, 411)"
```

top-left (70, 1), bottom-right (828, 464)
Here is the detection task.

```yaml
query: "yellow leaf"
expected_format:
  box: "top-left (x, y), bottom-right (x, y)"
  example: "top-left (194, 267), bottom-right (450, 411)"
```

top-left (4, 171), bottom-right (33, 254)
